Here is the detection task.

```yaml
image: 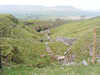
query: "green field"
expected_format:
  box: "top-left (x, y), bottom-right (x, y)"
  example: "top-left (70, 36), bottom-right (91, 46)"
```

top-left (1, 64), bottom-right (100, 75)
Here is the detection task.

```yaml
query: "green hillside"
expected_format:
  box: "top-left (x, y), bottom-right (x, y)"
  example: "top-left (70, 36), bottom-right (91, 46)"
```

top-left (51, 19), bottom-right (98, 38)
top-left (1, 14), bottom-right (100, 75)
top-left (51, 18), bottom-right (100, 61)
top-left (0, 14), bottom-right (51, 67)
top-left (1, 14), bottom-right (100, 65)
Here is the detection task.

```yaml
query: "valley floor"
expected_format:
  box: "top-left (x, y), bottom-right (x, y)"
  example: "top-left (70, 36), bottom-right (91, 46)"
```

top-left (1, 64), bottom-right (100, 75)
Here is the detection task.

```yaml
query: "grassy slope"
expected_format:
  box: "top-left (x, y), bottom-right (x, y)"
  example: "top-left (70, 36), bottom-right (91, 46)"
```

top-left (0, 14), bottom-right (43, 39)
top-left (1, 15), bottom-right (100, 75)
top-left (51, 19), bottom-right (98, 38)
top-left (51, 18), bottom-right (100, 61)
top-left (0, 14), bottom-right (50, 66)
top-left (1, 64), bottom-right (100, 75)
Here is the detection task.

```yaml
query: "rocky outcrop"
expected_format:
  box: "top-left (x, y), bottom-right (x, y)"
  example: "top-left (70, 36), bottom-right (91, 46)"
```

top-left (56, 37), bottom-right (76, 46)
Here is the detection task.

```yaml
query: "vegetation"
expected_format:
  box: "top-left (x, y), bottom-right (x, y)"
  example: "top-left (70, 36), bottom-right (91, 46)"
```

top-left (0, 14), bottom-right (100, 74)
top-left (51, 18), bottom-right (100, 61)
top-left (1, 64), bottom-right (100, 75)
top-left (0, 14), bottom-right (51, 68)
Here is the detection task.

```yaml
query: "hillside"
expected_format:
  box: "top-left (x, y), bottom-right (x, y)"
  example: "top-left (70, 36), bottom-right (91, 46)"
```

top-left (1, 14), bottom-right (100, 65)
top-left (0, 14), bottom-right (44, 39)
top-left (51, 17), bottom-right (100, 61)
top-left (0, 14), bottom-right (51, 67)
top-left (1, 14), bottom-right (100, 75)
top-left (51, 19), bottom-right (96, 38)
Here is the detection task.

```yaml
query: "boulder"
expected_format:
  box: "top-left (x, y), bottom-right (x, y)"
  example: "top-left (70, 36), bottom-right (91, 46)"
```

top-left (82, 60), bottom-right (88, 66)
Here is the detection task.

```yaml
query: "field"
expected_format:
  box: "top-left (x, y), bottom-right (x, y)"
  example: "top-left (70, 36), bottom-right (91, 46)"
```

top-left (1, 64), bottom-right (100, 75)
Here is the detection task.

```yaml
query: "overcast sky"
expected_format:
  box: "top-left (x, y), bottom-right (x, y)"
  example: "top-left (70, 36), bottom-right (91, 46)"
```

top-left (0, 0), bottom-right (100, 10)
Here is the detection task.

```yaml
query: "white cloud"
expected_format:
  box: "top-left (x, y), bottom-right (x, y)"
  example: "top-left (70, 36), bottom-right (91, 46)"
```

top-left (0, 0), bottom-right (100, 10)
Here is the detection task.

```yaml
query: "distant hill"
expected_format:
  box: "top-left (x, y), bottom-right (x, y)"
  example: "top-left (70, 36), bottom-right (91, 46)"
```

top-left (0, 5), bottom-right (100, 19)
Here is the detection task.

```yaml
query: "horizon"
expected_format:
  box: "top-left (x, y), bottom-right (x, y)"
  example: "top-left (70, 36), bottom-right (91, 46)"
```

top-left (0, 4), bottom-right (100, 11)
top-left (0, 0), bottom-right (100, 11)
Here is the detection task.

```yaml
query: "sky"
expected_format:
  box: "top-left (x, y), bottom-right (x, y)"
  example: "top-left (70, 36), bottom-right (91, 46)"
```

top-left (0, 0), bottom-right (100, 10)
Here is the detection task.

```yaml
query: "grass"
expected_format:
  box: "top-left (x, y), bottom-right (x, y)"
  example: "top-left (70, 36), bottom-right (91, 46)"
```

top-left (51, 18), bottom-right (99, 38)
top-left (48, 42), bottom-right (69, 55)
top-left (1, 14), bottom-right (100, 75)
top-left (1, 64), bottom-right (100, 75)
top-left (0, 14), bottom-right (50, 66)
top-left (51, 17), bottom-right (100, 61)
